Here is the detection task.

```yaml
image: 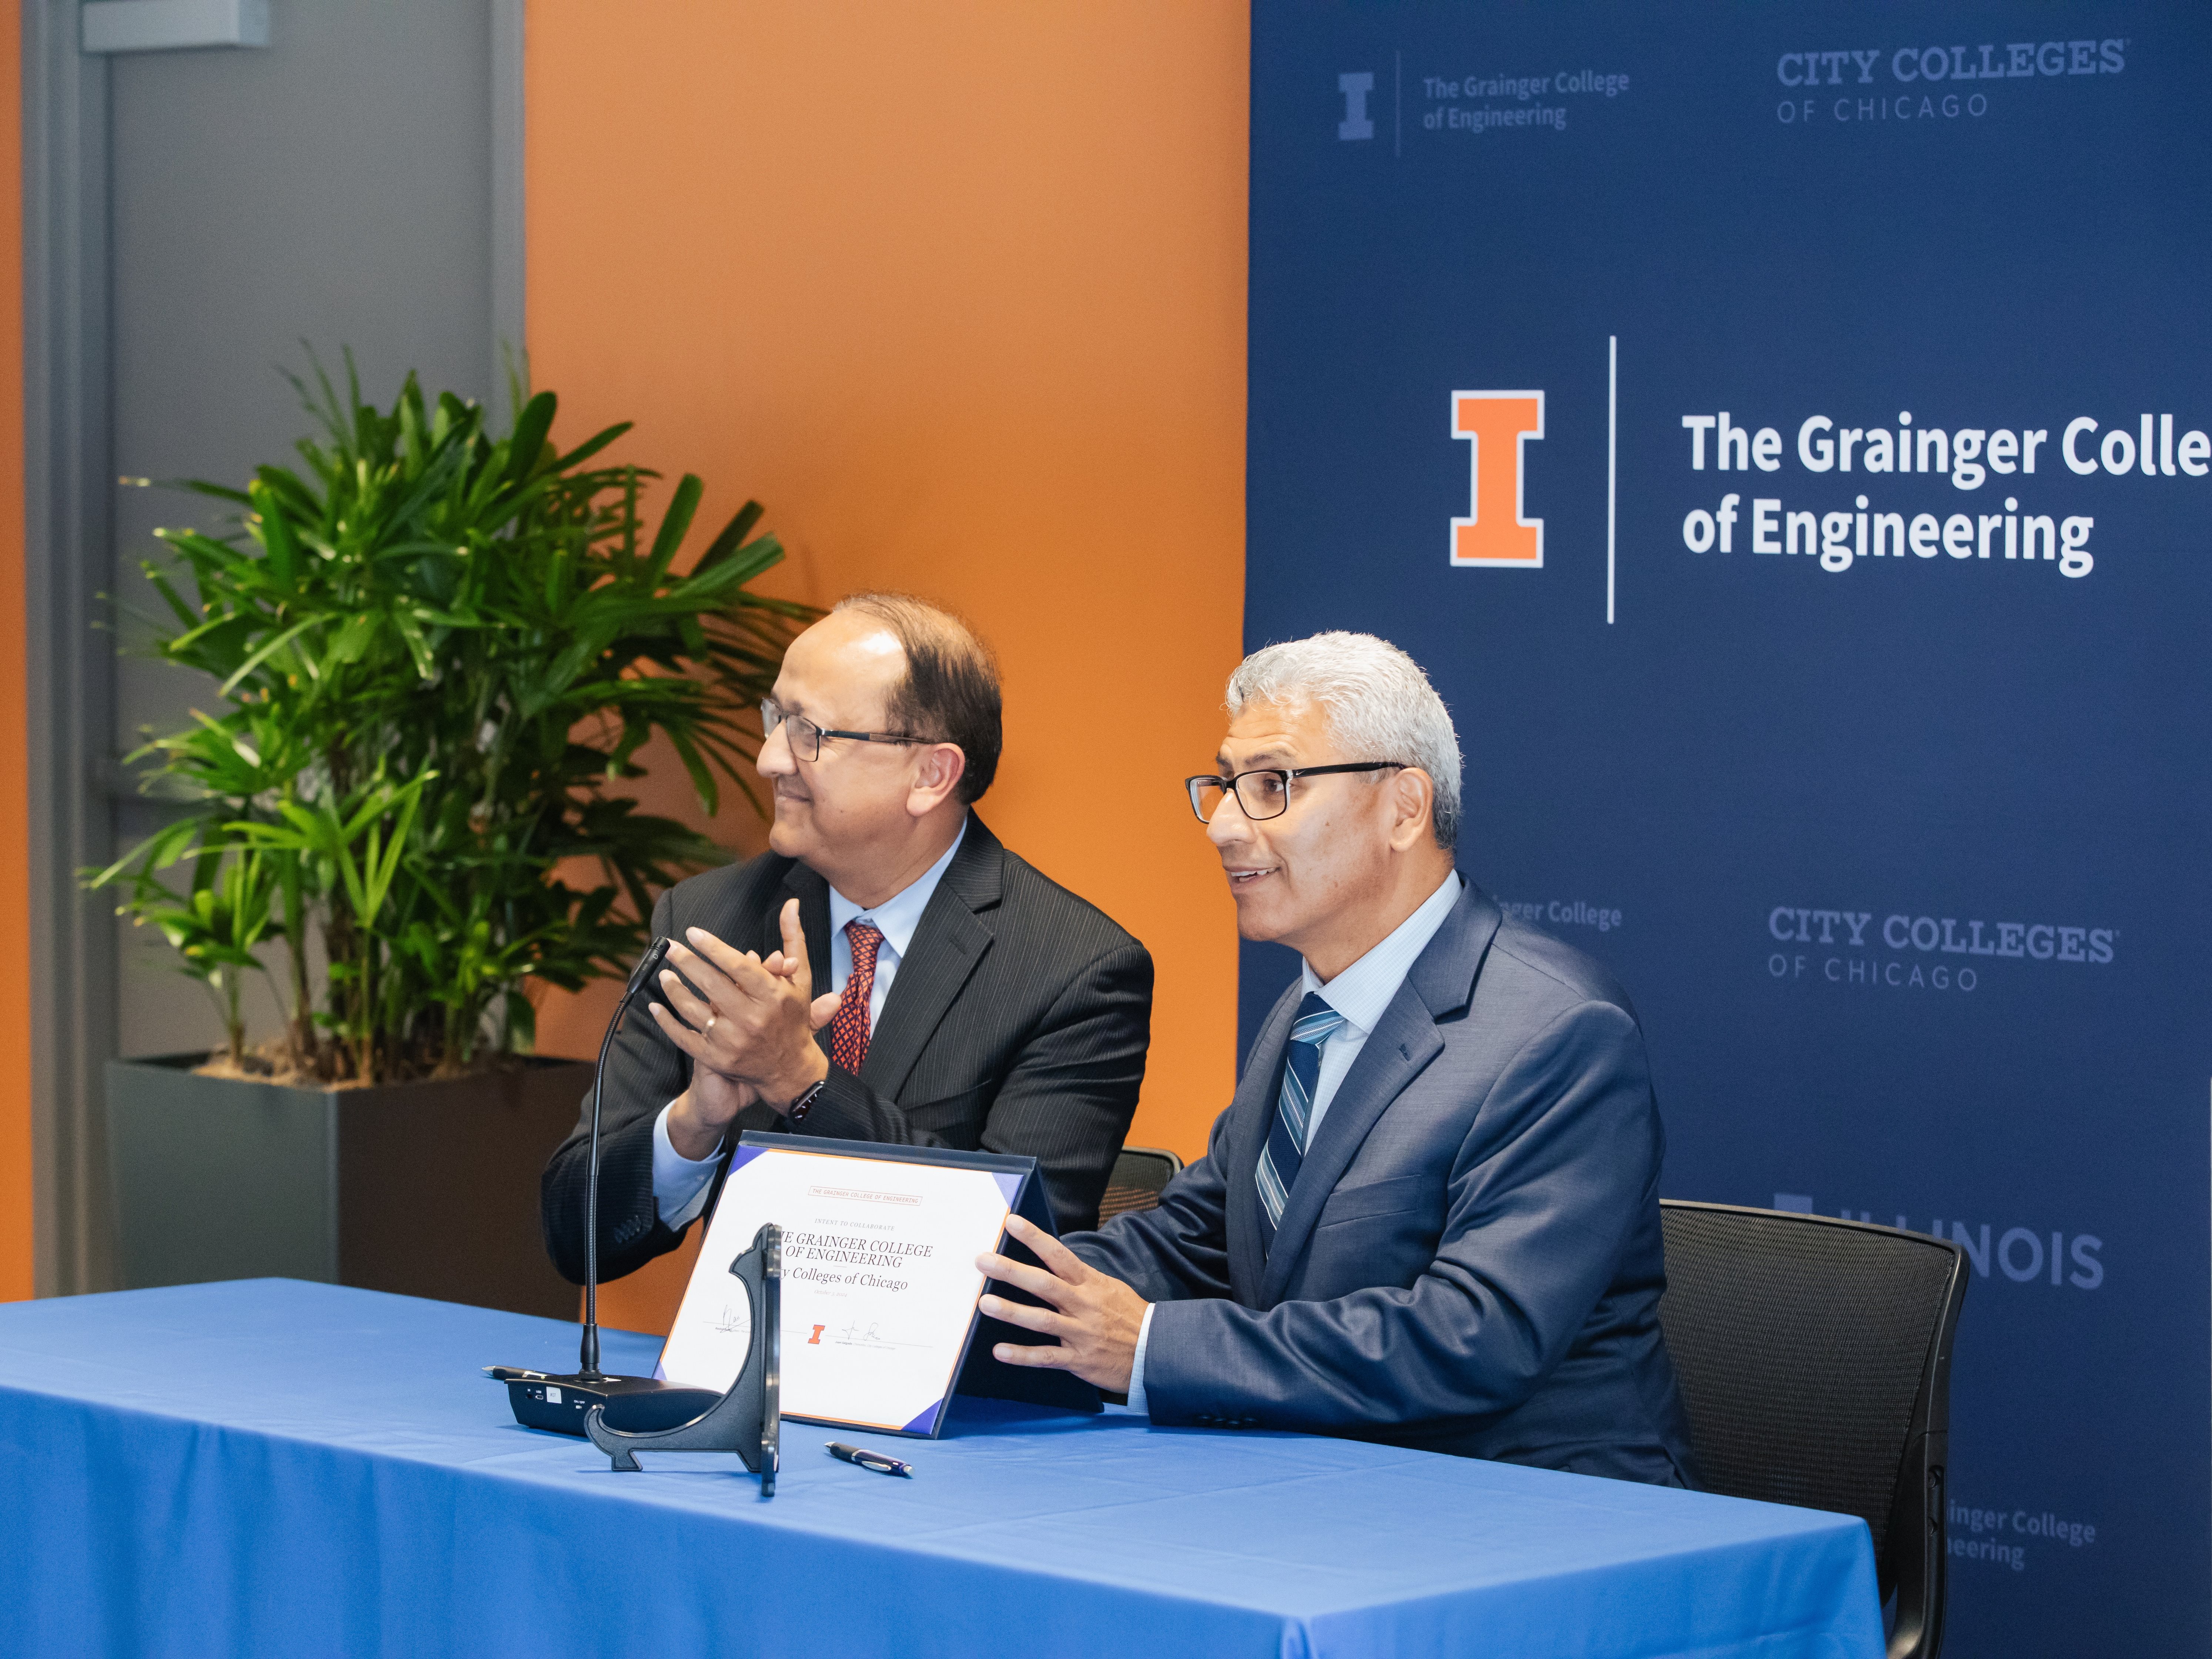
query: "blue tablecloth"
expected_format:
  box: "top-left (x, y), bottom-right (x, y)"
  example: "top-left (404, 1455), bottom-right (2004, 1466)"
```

top-left (0, 1280), bottom-right (1882, 1659)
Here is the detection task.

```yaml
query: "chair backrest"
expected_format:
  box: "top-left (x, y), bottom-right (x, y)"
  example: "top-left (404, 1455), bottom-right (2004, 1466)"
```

top-left (1658, 1201), bottom-right (1967, 1659)
top-left (1096, 1146), bottom-right (1184, 1223)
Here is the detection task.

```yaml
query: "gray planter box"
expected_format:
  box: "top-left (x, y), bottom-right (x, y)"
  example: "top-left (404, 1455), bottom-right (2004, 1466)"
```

top-left (106, 1054), bottom-right (594, 1320)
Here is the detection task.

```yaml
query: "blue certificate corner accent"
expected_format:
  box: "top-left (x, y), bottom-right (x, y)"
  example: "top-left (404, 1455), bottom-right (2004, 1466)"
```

top-left (901, 1401), bottom-right (941, 1435)
top-left (990, 1171), bottom-right (1023, 1209)
top-left (727, 1144), bottom-right (769, 1178)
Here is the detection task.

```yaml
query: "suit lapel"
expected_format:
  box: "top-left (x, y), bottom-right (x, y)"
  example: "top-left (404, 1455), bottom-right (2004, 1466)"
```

top-left (1226, 988), bottom-right (1301, 1305)
top-left (1256, 878), bottom-right (1503, 1305)
top-left (1257, 995), bottom-right (1442, 1304)
top-left (778, 861), bottom-right (836, 1056)
top-left (851, 816), bottom-right (1003, 1098)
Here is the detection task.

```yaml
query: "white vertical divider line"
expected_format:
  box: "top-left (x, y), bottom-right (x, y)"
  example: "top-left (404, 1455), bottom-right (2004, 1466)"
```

top-left (1606, 335), bottom-right (1618, 625)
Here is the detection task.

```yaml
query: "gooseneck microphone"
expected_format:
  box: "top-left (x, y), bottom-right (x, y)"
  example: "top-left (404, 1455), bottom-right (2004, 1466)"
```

top-left (581, 934), bottom-right (673, 1379)
top-left (491, 935), bottom-right (725, 1437)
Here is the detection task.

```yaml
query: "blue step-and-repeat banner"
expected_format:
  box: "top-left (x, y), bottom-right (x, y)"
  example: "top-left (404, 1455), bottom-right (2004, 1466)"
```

top-left (1245, 5), bottom-right (2209, 1652)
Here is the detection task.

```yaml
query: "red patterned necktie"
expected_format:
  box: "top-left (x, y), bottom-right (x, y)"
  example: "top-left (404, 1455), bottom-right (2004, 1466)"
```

top-left (829, 921), bottom-right (885, 1075)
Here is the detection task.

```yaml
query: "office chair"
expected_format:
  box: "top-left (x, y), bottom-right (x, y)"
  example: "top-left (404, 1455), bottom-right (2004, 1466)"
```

top-left (1658, 1201), bottom-right (1968, 1659)
top-left (1096, 1146), bottom-right (1184, 1222)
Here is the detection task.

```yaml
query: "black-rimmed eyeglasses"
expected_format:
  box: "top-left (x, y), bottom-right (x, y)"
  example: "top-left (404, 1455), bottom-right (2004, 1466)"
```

top-left (761, 698), bottom-right (930, 762)
top-left (1184, 763), bottom-right (1408, 823)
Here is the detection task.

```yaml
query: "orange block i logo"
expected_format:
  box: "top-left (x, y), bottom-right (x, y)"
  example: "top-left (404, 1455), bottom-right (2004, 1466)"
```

top-left (1450, 390), bottom-right (1546, 567)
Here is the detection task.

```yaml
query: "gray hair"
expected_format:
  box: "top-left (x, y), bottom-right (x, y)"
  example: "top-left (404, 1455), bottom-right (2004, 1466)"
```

top-left (1225, 632), bottom-right (1463, 850)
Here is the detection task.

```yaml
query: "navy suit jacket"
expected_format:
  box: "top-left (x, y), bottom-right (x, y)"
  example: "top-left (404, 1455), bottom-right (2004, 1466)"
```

top-left (1064, 879), bottom-right (1697, 1486)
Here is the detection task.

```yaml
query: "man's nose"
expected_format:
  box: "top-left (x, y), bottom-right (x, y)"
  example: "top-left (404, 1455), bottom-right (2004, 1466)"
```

top-left (757, 719), bottom-right (796, 776)
top-left (1204, 791), bottom-right (1249, 849)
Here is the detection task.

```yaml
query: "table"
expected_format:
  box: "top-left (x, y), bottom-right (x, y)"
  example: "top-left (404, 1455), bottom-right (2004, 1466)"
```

top-left (0, 1280), bottom-right (1884, 1659)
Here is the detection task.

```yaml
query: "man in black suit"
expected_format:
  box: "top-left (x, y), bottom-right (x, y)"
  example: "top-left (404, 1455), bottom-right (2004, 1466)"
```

top-left (542, 594), bottom-right (1153, 1284)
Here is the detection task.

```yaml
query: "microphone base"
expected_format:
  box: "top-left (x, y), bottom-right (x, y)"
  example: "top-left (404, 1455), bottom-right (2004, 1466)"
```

top-left (486, 1369), bottom-right (722, 1439)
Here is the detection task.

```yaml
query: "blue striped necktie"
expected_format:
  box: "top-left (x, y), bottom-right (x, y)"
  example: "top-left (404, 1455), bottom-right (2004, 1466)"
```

top-left (1256, 993), bottom-right (1346, 1253)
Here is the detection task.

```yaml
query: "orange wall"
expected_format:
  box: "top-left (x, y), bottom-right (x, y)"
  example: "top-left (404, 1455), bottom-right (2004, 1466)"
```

top-left (526, 3), bottom-right (1251, 1332)
top-left (0, 1), bottom-right (28, 1304)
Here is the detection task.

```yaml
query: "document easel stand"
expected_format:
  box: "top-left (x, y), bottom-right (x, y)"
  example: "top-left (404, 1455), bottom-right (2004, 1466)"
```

top-left (586, 1223), bottom-right (782, 1496)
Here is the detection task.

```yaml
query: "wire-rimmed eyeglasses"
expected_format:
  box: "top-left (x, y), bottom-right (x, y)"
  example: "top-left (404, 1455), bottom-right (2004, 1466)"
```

top-left (761, 697), bottom-right (930, 762)
top-left (1184, 762), bottom-right (1408, 823)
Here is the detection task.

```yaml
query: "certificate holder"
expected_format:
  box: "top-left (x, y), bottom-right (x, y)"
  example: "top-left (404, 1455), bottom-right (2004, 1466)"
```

top-left (658, 1133), bottom-right (1095, 1438)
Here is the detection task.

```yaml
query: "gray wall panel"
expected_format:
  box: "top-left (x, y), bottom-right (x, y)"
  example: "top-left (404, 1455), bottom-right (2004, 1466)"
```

top-left (106, 1), bottom-right (497, 1060)
top-left (27, 0), bottom-right (520, 1288)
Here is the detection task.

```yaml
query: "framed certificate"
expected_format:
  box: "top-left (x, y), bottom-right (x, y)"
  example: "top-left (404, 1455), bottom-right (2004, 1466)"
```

top-left (656, 1133), bottom-right (1091, 1438)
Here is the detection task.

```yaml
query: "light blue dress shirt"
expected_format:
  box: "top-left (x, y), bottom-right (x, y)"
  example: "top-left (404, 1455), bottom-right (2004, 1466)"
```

top-left (650, 818), bottom-right (970, 1228)
top-left (1126, 870), bottom-right (1463, 1413)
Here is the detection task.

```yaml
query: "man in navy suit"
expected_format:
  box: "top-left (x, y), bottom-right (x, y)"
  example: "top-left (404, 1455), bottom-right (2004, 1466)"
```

top-left (977, 632), bottom-right (1695, 1485)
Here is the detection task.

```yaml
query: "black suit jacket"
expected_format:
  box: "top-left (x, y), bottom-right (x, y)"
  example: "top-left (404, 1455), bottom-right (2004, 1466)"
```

top-left (541, 815), bottom-right (1153, 1283)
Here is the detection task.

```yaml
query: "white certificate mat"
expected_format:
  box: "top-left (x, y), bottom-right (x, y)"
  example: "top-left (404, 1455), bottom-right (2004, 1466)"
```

top-left (658, 1139), bottom-right (1025, 1435)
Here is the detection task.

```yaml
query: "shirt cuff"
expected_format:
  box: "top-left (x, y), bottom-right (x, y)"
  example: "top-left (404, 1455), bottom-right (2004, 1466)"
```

top-left (1125, 1302), bottom-right (1157, 1416)
top-left (651, 1101), bottom-right (722, 1229)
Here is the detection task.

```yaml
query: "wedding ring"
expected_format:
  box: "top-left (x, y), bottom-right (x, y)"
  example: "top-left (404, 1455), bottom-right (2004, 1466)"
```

top-left (703, 1015), bottom-right (718, 1036)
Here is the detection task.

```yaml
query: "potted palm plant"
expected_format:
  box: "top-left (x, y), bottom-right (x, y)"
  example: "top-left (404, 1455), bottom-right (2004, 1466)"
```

top-left (93, 359), bottom-right (809, 1316)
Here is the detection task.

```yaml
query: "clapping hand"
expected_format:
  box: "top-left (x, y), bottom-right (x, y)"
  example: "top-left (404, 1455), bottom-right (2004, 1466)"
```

top-left (656, 900), bottom-right (839, 1158)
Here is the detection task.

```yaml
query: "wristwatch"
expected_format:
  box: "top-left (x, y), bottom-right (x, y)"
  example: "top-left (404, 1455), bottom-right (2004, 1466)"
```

top-left (785, 1076), bottom-right (829, 1124)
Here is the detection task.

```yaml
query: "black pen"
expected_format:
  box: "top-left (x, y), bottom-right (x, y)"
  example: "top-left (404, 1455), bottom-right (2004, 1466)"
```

top-left (827, 1441), bottom-right (914, 1478)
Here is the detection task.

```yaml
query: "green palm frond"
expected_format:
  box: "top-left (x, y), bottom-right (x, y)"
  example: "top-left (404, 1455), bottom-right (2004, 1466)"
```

top-left (89, 350), bottom-right (816, 1082)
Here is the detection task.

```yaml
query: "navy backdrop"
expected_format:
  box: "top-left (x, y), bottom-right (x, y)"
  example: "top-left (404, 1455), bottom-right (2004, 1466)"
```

top-left (1243, 5), bottom-right (2209, 1653)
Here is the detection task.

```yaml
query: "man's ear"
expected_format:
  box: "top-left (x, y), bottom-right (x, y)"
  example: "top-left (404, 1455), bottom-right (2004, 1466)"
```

top-left (906, 742), bottom-right (969, 817)
top-left (1387, 767), bottom-right (1436, 852)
